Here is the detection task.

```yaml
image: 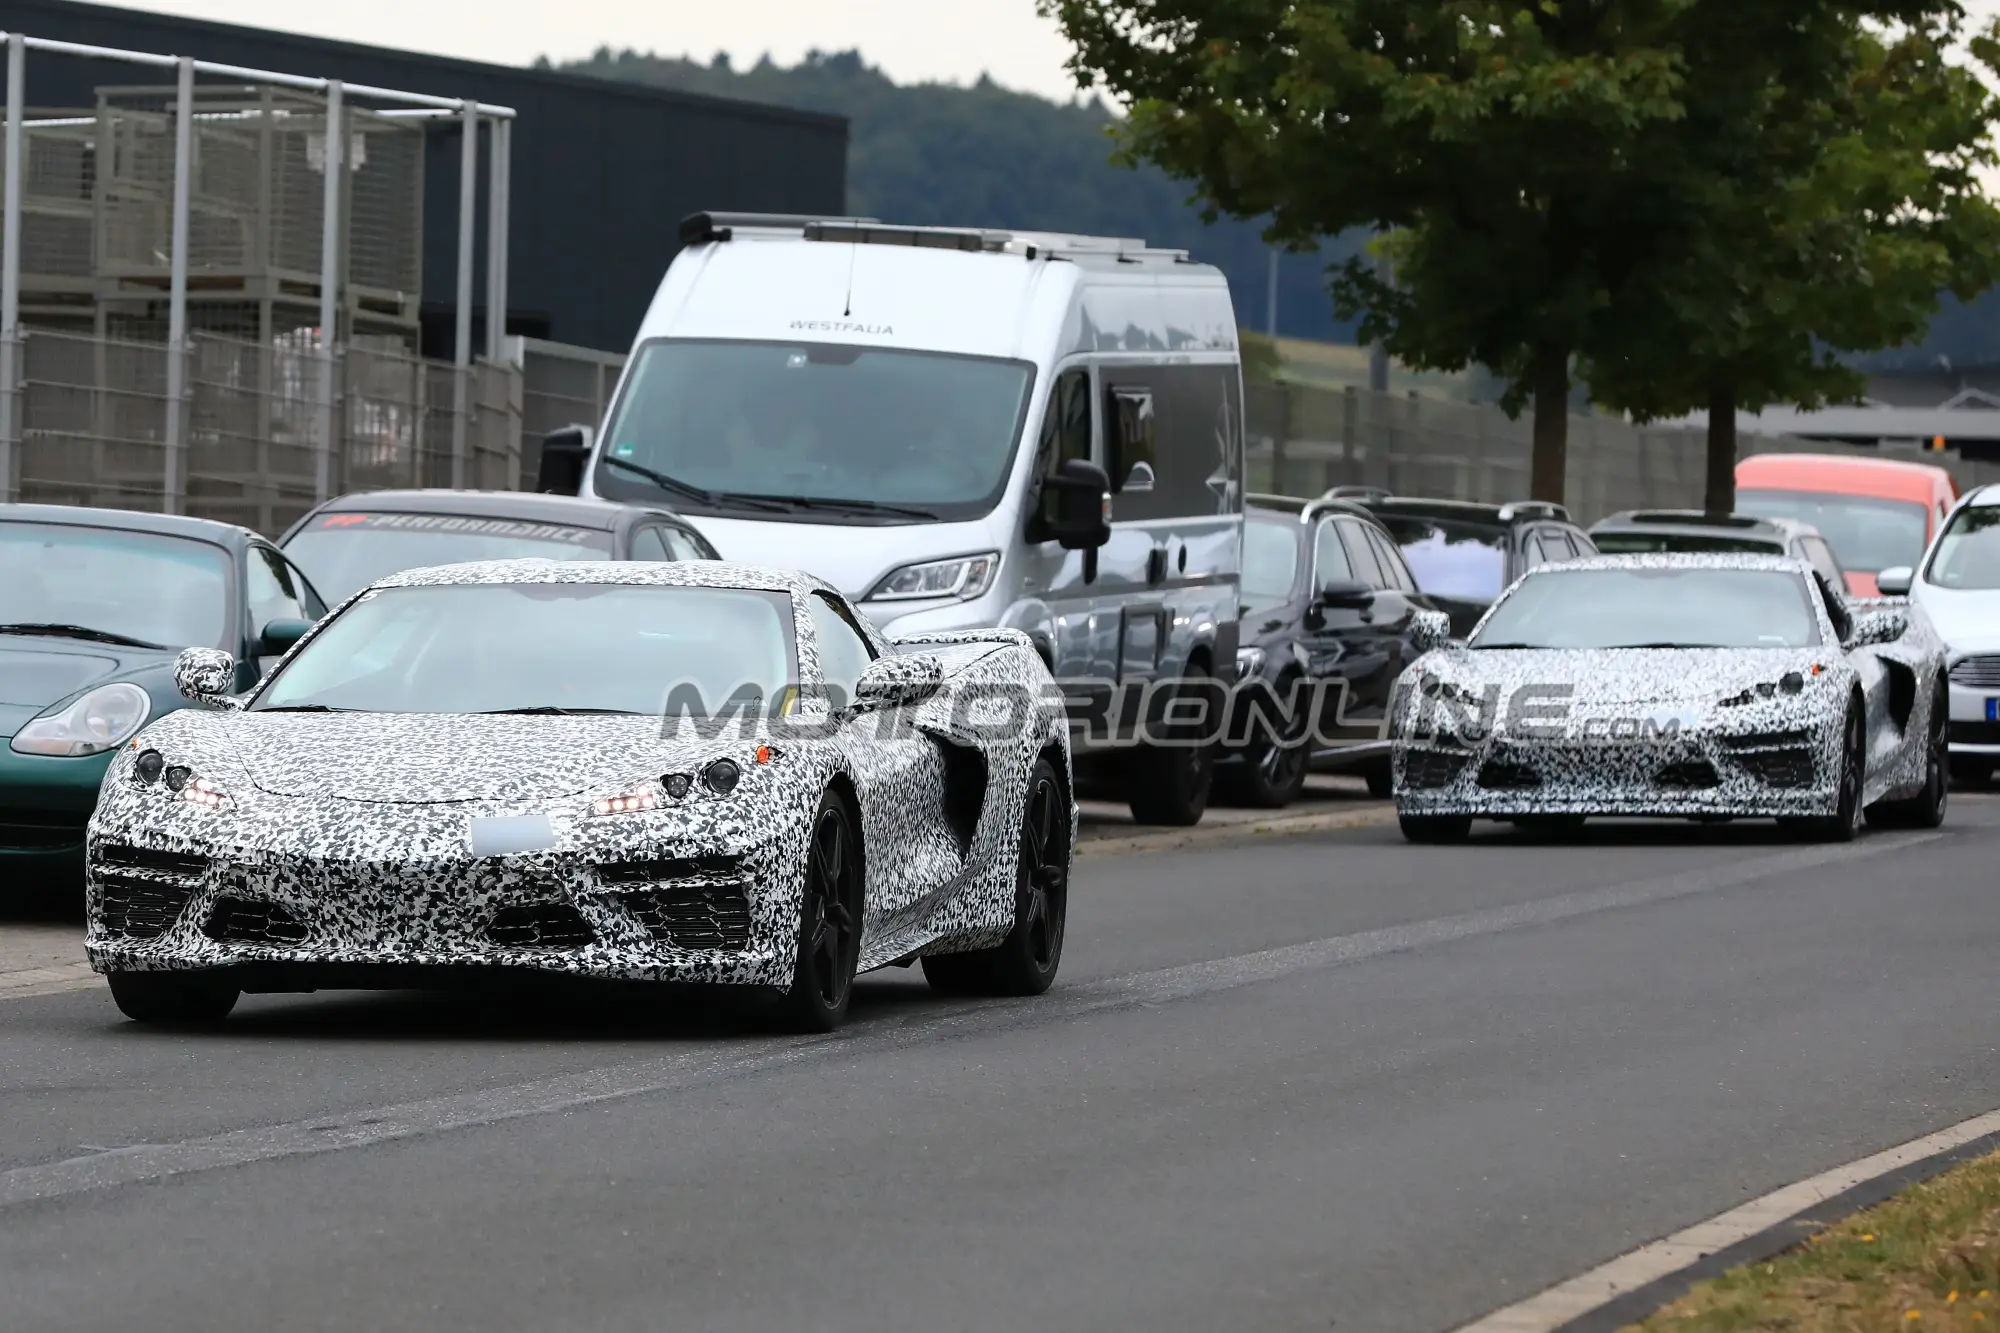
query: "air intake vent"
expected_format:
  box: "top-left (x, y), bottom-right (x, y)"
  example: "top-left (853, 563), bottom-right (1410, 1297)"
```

top-left (621, 883), bottom-right (753, 952)
top-left (92, 843), bottom-right (209, 939)
top-left (204, 896), bottom-right (310, 945)
top-left (485, 903), bottom-right (594, 949)
top-left (1654, 760), bottom-right (1720, 790)
top-left (1735, 749), bottom-right (1816, 789)
top-left (1402, 749), bottom-right (1471, 790)
top-left (1477, 757), bottom-right (1542, 790)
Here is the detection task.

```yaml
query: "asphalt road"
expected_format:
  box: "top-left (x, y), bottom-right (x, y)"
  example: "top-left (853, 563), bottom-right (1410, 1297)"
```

top-left (4, 798), bottom-right (2000, 1332)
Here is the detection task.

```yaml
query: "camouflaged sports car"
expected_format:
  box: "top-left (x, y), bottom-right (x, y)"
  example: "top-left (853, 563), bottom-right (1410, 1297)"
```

top-left (1391, 553), bottom-right (1949, 842)
top-left (84, 560), bottom-right (1073, 1032)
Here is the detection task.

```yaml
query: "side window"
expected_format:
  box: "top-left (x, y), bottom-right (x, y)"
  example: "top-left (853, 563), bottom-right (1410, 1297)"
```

top-left (807, 592), bottom-right (877, 703)
top-left (246, 546), bottom-right (308, 631)
top-left (282, 555), bottom-right (328, 617)
top-left (1814, 571), bottom-right (1853, 641)
top-left (1802, 537), bottom-right (1843, 585)
top-left (1311, 518), bottom-right (1353, 589)
top-left (1367, 528), bottom-right (1417, 593)
top-left (1519, 531), bottom-right (1547, 572)
top-left (1564, 528), bottom-right (1596, 557)
top-left (1105, 383), bottom-right (1157, 496)
top-left (1035, 366), bottom-right (1093, 529)
top-left (628, 526), bottom-right (672, 561)
top-left (662, 525), bottom-right (714, 560)
top-left (1338, 520), bottom-right (1387, 588)
top-left (1095, 364), bottom-right (1242, 524)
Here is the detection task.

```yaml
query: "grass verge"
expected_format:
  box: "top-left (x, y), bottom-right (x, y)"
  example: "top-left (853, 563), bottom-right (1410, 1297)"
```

top-left (1633, 1147), bottom-right (2000, 1331)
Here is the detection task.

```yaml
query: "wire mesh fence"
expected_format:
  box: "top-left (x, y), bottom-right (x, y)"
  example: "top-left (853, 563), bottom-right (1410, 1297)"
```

top-left (10, 326), bottom-right (518, 533)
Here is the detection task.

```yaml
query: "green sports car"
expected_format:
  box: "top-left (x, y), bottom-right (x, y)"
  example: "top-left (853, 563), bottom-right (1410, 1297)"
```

top-left (1, 505), bottom-right (327, 892)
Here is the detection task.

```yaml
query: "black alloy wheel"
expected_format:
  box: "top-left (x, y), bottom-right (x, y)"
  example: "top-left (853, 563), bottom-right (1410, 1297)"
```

top-left (1220, 674), bottom-right (1311, 809)
top-left (776, 793), bottom-right (862, 1032)
top-left (1867, 680), bottom-right (1948, 830)
top-left (924, 757), bottom-right (1071, 997)
top-left (1784, 701), bottom-right (1865, 843)
top-left (1127, 660), bottom-right (1218, 826)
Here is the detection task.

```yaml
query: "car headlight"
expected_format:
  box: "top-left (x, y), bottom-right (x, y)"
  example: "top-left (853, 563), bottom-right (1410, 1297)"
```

top-left (1235, 646), bottom-right (1267, 677)
top-left (866, 552), bottom-right (999, 603)
top-left (1719, 669), bottom-right (1815, 708)
top-left (10, 683), bottom-right (151, 756)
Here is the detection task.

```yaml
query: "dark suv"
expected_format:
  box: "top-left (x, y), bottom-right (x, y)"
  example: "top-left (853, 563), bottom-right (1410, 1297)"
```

top-left (1225, 495), bottom-right (1443, 806)
top-left (1338, 495), bottom-right (1598, 638)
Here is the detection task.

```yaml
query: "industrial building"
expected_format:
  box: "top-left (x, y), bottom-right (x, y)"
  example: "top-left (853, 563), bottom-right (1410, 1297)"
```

top-left (0, 0), bottom-right (849, 354)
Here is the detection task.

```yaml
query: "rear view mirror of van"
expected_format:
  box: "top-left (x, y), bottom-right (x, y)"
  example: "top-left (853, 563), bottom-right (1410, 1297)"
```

top-left (536, 424), bottom-right (594, 495)
top-left (1045, 459), bottom-right (1112, 550)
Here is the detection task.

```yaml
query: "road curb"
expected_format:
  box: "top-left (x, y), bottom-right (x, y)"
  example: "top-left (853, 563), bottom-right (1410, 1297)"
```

top-left (1454, 1104), bottom-right (2000, 1333)
top-left (1077, 803), bottom-right (1396, 858)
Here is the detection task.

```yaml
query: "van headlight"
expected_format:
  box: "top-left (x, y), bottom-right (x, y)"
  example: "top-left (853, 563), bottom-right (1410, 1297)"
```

top-left (866, 552), bottom-right (999, 603)
top-left (11, 683), bottom-right (151, 756)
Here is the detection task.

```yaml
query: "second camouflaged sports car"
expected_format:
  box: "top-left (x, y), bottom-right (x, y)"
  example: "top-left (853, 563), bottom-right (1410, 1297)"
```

top-left (1391, 553), bottom-right (1948, 843)
top-left (84, 560), bottom-right (1073, 1032)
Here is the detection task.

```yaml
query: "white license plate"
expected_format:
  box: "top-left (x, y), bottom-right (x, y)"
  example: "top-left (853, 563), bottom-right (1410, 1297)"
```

top-left (467, 814), bottom-right (554, 857)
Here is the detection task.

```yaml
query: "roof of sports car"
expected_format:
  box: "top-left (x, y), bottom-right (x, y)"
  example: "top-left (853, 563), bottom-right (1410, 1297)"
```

top-left (369, 557), bottom-right (837, 596)
top-left (1521, 551), bottom-right (1811, 573)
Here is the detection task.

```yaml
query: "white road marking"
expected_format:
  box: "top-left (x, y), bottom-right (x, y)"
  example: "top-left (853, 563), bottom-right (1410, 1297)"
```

top-left (0, 829), bottom-right (1937, 1211)
top-left (1454, 1103), bottom-right (2000, 1332)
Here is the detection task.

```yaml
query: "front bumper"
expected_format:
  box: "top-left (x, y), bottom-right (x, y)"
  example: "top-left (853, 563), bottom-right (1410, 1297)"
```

top-left (0, 746), bottom-right (114, 884)
top-left (1393, 723), bottom-right (1840, 819)
top-left (83, 800), bottom-right (805, 988)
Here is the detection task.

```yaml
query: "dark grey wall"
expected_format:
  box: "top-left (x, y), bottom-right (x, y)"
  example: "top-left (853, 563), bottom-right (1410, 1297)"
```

top-left (0, 0), bottom-right (849, 352)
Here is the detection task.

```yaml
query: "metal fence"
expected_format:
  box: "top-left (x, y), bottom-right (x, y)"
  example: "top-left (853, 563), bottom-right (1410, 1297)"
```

top-left (512, 335), bottom-right (623, 490)
top-left (12, 326), bottom-right (517, 533)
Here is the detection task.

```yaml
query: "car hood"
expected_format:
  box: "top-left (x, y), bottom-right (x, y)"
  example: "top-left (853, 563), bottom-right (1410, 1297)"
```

top-left (0, 637), bottom-right (180, 740)
top-left (189, 713), bottom-right (764, 805)
top-left (1910, 583), bottom-right (2000, 654)
top-left (1420, 647), bottom-right (1831, 707)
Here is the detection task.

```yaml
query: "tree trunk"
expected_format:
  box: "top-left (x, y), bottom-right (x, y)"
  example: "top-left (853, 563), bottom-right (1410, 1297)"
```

top-left (1705, 379), bottom-right (1737, 516)
top-left (1528, 346), bottom-right (1569, 504)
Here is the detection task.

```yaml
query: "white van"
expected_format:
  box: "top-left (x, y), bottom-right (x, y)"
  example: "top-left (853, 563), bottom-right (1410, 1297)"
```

top-left (539, 212), bottom-right (1246, 824)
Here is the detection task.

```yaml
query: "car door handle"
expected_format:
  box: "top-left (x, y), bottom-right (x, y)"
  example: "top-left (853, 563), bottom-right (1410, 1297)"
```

top-left (1146, 547), bottom-right (1167, 584)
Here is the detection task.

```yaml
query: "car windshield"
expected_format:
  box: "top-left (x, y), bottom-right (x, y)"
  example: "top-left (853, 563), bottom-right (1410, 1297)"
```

top-left (1471, 566), bottom-right (1821, 649)
top-left (0, 521), bottom-right (229, 649)
top-left (1923, 504), bottom-right (2000, 590)
top-left (1734, 489), bottom-right (1928, 574)
top-left (1375, 516), bottom-right (1508, 601)
top-left (1242, 519), bottom-right (1303, 611)
top-left (592, 339), bottom-right (1034, 522)
top-left (1590, 532), bottom-right (1786, 556)
top-left (282, 512), bottom-right (616, 605)
top-left (255, 583), bottom-right (796, 715)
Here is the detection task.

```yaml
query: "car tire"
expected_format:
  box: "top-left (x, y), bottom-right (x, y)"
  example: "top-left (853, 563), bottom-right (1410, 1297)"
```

top-left (1867, 681), bottom-right (1948, 830)
top-left (1364, 760), bottom-right (1393, 800)
top-left (1218, 674), bottom-right (1310, 809)
top-left (1784, 700), bottom-right (1865, 843)
top-left (774, 791), bottom-right (863, 1034)
top-left (106, 971), bottom-right (239, 1025)
top-left (1126, 659), bottom-right (1217, 826)
top-left (1399, 812), bottom-right (1472, 844)
top-left (923, 757), bottom-right (1070, 998)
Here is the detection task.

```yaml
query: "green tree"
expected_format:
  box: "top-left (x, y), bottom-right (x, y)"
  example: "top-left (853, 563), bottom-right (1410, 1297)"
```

top-left (1583, 12), bottom-right (2000, 514)
top-left (1038, 0), bottom-right (1696, 501)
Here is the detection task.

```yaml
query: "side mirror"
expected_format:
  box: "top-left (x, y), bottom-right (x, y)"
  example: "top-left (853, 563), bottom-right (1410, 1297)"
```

top-left (854, 653), bottom-right (946, 710)
top-left (1875, 566), bottom-right (1914, 596)
top-left (1317, 578), bottom-right (1375, 609)
top-left (258, 617), bottom-right (312, 657)
top-left (174, 647), bottom-right (238, 705)
top-left (1848, 608), bottom-right (1908, 648)
top-left (536, 423), bottom-right (594, 495)
top-left (1409, 609), bottom-right (1452, 654)
top-left (1042, 458), bottom-right (1112, 551)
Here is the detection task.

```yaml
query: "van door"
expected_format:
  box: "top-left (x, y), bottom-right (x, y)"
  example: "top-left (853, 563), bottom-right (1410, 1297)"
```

top-left (1021, 362), bottom-right (1107, 690)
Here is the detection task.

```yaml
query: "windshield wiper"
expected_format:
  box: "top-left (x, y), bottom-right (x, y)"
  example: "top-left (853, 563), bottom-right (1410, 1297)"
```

top-left (257, 704), bottom-right (355, 713)
top-left (1470, 641), bottom-right (1539, 650)
top-left (0, 622), bottom-right (166, 650)
top-left (1604, 642), bottom-right (1728, 650)
top-left (480, 706), bottom-right (642, 716)
top-left (730, 494), bottom-right (941, 521)
top-left (601, 456), bottom-right (788, 513)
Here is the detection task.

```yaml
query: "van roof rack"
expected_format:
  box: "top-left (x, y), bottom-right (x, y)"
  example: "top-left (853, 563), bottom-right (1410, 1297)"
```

top-left (678, 211), bottom-right (1191, 264)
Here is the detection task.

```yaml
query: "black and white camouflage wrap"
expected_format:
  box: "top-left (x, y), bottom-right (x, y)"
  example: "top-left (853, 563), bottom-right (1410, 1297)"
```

top-left (84, 560), bottom-right (1073, 990)
top-left (1391, 553), bottom-right (1948, 821)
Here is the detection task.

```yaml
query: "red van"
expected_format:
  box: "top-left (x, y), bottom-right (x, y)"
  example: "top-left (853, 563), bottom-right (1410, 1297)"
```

top-left (1734, 454), bottom-right (1958, 596)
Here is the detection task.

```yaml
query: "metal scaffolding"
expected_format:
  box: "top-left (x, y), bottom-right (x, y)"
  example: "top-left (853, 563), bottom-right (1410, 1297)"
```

top-left (0, 30), bottom-right (515, 507)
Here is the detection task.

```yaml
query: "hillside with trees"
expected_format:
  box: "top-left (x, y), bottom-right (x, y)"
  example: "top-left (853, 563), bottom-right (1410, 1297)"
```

top-left (546, 47), bottom-right (1368, 344)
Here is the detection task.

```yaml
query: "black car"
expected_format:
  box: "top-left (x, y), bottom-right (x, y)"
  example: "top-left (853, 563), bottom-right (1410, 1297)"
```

top-left (1223, 495), bottom-right (1443, 806)
top-left (279, 490), bottom-right (720, 606)
top-left (1344, 495), bottom-right (1598, 638)
top-left (1, 504), bottom-right (327, 889)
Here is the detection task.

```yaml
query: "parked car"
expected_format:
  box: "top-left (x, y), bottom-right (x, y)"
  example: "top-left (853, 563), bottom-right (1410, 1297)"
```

top-left (279, 489), bottom-right (718, 606)
top-left (1588, 510), bottom-right (1846, 587)
top-left (1338, 495), bottom-right (1598, 638)
top-left (536, 211), bottom-right (1248, 827)
top-left (1734, 453), bottom-right (1957, 596)
top-left (1, 504), bottom-right (327, 890)
top-left (1877, 482), bottom-right (2000, 785)
top-left (1227, 495), bottom-right (1446, 805)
